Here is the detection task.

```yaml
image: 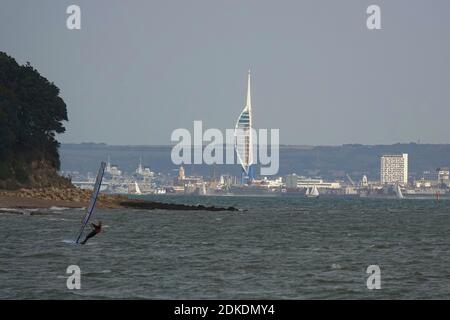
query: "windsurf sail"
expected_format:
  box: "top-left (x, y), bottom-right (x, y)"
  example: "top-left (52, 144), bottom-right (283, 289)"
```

top-left (75, 161), bottom-right (106, 244)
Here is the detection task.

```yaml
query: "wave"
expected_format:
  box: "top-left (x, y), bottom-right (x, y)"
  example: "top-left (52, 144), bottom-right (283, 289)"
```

top-left (49, 206), bottom-right (71, 211)
top-left (0, 208), bottom-right (41, 215)
top-left (47, 217), bottom-right (72, 221)
top-left (61, 239), bottom-right (77, 244)
top-left (20, 251), bottom-right (63, 258)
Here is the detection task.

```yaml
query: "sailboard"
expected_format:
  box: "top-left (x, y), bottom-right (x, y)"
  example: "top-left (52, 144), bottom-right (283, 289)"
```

top-left (75, 161), bottom-right (106, 244)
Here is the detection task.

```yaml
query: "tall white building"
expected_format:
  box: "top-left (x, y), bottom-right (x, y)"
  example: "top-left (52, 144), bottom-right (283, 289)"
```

top-left (380, 154), bottom-right (408, 185)
top-left (235, 70), bottom-right (254, 182)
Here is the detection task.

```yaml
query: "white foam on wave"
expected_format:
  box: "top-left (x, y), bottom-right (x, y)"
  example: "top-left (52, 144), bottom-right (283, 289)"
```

top-left (0, 208), bottom-right (40, 215)
top-left (48, 218), bottom-right (68, 221)
top-left (49, 206), bottom-right (70, 211)
top-left (0, 208), bottom-right (19, 211)
top-left (0, 208), bottom-right (38, 212)
top-left (331, 263), bottom-right (342, 270)
top-left (62, 239), bottom-right (77, 244)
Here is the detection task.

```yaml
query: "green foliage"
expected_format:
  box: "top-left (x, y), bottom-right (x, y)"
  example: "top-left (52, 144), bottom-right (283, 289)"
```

top-left (0, 52), bottom-right (68, 187)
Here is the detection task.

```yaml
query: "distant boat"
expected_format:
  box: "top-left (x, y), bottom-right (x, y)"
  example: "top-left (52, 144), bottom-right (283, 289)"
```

top-left (155, 188), bottom-right (166, 194)
top-left (201, 183), bottom-right (207, 195)
top-left (134, 181), bottom-right (142, 195)
top-left (394, 184), bottom-right (404, 199)
top-left (306, 185), bottom-right (319, 198)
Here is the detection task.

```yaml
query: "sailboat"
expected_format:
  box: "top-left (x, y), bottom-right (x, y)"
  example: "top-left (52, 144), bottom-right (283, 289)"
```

top-left (394, 184), bottom-right (404, 199)
top-left (134, 181), bottom-right (142, 195)
top-left (305, 185), bottom-right (320, 198)
top-left (200, 183), bottom-right (207, 195)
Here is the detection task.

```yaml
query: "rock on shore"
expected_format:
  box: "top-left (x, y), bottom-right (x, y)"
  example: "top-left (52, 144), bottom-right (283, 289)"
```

top-left (120, 200), bottom-right (240, 211)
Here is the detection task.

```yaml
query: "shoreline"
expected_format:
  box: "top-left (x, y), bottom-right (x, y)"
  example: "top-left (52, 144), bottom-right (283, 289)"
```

top-left (0, 188), bottom-right (240, 212)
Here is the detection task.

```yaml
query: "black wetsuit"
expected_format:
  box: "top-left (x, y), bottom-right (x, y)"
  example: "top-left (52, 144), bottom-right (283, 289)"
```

top-left (81, 223), bottom-right (102, 245)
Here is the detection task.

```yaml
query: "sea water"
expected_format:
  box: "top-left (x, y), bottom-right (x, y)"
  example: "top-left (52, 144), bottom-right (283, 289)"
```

top-left (1, 195), bottom-right (450, 299)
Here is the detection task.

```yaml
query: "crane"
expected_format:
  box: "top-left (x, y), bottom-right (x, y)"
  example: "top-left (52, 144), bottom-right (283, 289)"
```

top-left (346, 173), bottom-right (356, 186)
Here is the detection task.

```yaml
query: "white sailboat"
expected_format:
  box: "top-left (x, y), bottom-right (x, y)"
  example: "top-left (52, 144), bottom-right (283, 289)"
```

top-left (201, 183), bottom-right (207, 195)
top-left (134, 181), bottom-right (142, 195)
top-left (306, 185), bottom-right (319, 198)
top-left (394, 184), bottom-right (404, 199)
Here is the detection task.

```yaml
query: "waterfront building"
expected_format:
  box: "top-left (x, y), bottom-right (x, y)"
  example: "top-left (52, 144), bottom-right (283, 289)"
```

top-left (173, 165), bottom-right (205, 193)
top-left (296, 178), bottom-right (341, 190)
top-left (361, 175), bottom-right (369, 187)
top-left (437, 167), bottom-right (450, 185)
top-left (414, 179), bottom-right (433, 188)
top-left (380, 154), bottom-right (408, 185)
top-left (262, 177), bottom-right (283, 188)
top-left (105, 156), bottom-right (122, 176)
top-left (284, 174), bottom-right (341, 189)
top-left (178, 166), bottom-right (185, 180)
top-left (285, 174), bottom-right (299, 189)
top-left (142, 167), bottom-right (154, 177)
top-left (422, 170), bottom-right (437, 180)
top-left (250, 177), bottom-right (283, 189)
top-left (219, 174), bottom-right (235, 188)
top-left (108, 165), bottom-right (122, 176)
top-left (136, 159), bottom-right (154, 178)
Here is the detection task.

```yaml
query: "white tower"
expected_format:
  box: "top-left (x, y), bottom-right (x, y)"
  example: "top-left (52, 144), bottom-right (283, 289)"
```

top-left (235, 70), bottom-right (254, 180)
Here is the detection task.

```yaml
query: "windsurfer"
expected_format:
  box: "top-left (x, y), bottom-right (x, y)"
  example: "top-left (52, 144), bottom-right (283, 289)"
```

top-left (80, 221), bottom-right (102, 245)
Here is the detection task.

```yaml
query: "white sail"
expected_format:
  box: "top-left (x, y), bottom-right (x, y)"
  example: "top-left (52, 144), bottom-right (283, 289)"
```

top-left (311, 185), bottom-right (320, 196)
top-left (395, 184), bottom-right (404, 199)
top-left (135, 181), bottom-right (142, 195)
top-left (201, 183), bottom-right (206, 195)
top-left (75, 161), bottom-right (106, 244)
top-left (306, 185), bottom-right (319, 198)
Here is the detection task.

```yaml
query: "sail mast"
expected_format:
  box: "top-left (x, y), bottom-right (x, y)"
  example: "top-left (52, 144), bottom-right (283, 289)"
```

top-left (75, 161), bottom-right (106, 244)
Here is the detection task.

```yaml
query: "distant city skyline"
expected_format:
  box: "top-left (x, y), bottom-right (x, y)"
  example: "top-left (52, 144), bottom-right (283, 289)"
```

top-left (2, 0), bottom-right (450, 145)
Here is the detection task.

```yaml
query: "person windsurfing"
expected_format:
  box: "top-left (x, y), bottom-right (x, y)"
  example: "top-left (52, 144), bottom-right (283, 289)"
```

top-left (80, 221), bottom-right (102, 245)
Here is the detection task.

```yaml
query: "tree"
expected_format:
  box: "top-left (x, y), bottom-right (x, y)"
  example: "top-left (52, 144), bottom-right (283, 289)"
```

top-left (0, 52), bottom-right (68, 188)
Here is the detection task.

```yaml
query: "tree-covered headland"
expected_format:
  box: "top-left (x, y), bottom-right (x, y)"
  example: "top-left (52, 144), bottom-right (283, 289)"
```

top-left (0, 52), bottom-right (70, 189)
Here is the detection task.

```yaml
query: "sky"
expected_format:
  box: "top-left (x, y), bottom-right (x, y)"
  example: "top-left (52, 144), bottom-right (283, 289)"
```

top-left (1, 0), bottom-right (450, 145)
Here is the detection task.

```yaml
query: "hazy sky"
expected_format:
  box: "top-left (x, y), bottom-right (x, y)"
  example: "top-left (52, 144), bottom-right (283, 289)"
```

top-left (1, 0), bottom-right (450, 145)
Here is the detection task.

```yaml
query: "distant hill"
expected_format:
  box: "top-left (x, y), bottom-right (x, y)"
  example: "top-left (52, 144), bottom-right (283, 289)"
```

top-left (0, 52), bottom-right (70, 189)
top-left (60, 143), bottom-right (450, 181)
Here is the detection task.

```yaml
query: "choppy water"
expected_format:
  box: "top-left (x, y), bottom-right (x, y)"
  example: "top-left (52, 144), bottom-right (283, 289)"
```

top-left (1, 195), bottom-right (450, 299)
